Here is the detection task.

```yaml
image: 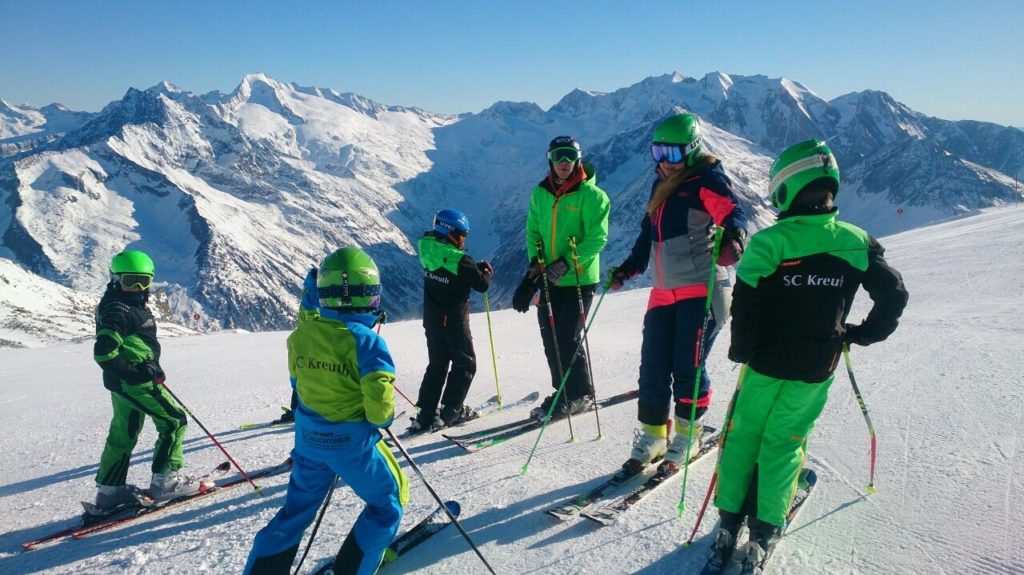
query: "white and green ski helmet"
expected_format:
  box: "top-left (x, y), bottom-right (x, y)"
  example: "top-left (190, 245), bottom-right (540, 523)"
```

top-left (769, 139), bottom-right (840, 212)
top-left (317, 247), bottom-right (381, 310)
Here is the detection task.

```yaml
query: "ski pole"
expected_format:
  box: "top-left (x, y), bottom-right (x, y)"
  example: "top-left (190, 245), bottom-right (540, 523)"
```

top-left (483, 291), bottom-right (503, 408)
top-left (374, 318), bottom-right (417, 410)
top-left (292, 476), bottom-right (339, 575)
top-left (683, 376), bottom-right (742, 547)
top-left (677, 226), bottom-right (724, 517)
top-left (567, 236), bottom-right (604, 439)
top-left (843, 344), bottom-right (877, 494)
top-left (385, 428), bottom-right (497, 575)
top-left (158, 380), bottom-right (262, 494)
top-left (522, 280), bottom-right (611, 474)
top-left (534, 240), bottom-right (576, 442)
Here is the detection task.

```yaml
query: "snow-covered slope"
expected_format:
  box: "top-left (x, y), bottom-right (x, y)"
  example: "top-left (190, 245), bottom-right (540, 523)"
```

top-left (1, 72), bottom-right (1021, 343)
top-left (0, 206), bottom-right (1020, 574)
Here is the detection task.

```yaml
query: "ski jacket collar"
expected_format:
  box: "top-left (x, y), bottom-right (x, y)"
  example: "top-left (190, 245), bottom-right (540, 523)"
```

top-left (103, 282), bottom-right (148, 307)
top-left (312, 307), bottom-right (379, 328)
top-left (778, 205), bottom-right (838, 220)
top-left (539, 161), bottom-right (597, 198)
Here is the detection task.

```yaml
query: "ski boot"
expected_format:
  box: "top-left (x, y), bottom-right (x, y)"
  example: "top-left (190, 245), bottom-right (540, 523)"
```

top-left (530, 392), bottom-right (559, 421)
top-left (405, 409), bottom-right (444, 436)
top-left (738, 517), bottom-right (782, 574)
top-left (86, 484), bottom-right (145, 516)
top-left (621, 423), bottom-right (668, 475)
top-left (440, 404), bottom-right (479, 427)
top-left (147, 470), bottom-right (204, 503)
top-left (661, 416), bottom-right (704, 473)
top-left (700, 510), bottom-right (745, 575)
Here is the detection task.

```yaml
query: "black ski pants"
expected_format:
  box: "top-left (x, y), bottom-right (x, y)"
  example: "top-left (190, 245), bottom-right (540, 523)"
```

top-left (417, 312), bottom-right (476, 423)
top-left (536, 283), bottom-right (596, 401)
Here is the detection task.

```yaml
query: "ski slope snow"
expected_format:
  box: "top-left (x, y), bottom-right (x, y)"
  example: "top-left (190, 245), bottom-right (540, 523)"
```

top-left (1, 206), bottom-right (1021, 574)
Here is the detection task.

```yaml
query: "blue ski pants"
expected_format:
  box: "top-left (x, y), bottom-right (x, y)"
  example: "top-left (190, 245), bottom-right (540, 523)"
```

top-left (636, 296), bottom-right (718, 426)
top-left (243, 417), bottom-right (409, 575)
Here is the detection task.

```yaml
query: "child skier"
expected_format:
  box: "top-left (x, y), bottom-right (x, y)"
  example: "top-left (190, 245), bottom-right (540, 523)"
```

top-left (707, 140), bottom-right (909, 572)
top-left (92, 249), bottom-right (202, 511)
top-left (244, 247), bottom-right (409, 575)
top-left (407, 209), bottom-right (492, 434)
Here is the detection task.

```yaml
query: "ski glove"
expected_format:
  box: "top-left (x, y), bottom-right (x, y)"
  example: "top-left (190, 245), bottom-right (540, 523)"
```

top-left (544, 257), bottom-right (570, 284)
top-left (844, 323), bottom-right (874, 347)
top-left (476, 260), bottom-right (493, 275)
top-left (717, 227), bottom-right (747, 267)
top-left (607, 264), bottom-right (638, 291)
top-left (512, 272), bottom-right (538, 313)
top-left (126, 360), bottom-right (164, 385)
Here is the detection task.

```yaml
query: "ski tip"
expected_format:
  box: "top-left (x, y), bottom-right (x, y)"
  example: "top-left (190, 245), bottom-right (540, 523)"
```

top-left (443, 500), bottom-right (461, 516)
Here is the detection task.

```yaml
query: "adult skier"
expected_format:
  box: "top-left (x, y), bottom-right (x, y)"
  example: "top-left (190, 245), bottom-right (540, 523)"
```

top-left (244, 247), bottom-right (408, 575)
top-left (609, 113), bottom-right (747, 475)
top-left (708, 140), bottom-right (908, 572)
top-left (406, 209), bottom-right (493, 433)
top-left (512, 136), bottom-right (610, 420)
top-left (92, 250), bottom-right (202, 511)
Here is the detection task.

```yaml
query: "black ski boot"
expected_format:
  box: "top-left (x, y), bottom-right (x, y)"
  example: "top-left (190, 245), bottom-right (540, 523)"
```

top-left (739, 517), bottom-right (782, 574)
top-left (440, 404), bottom-right (479, 427)
top-left (700, 510), bottom-right (745, 575)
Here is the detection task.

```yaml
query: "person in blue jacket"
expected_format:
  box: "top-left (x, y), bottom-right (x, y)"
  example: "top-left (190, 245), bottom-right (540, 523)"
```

top-left (244, 247), bottom-right (409, 575)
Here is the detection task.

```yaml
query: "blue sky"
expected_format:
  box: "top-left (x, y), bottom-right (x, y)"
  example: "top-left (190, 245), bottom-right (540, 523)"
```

top-left (2, 0), bottom-right (1021, 125)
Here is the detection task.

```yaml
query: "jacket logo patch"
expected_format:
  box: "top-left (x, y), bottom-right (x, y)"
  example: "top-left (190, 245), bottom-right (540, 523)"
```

top-left (425, 271), bottom-right (451, 285)
top-left (782, 274), bottom-right (845, 287)
top-left (295, 355), bottom-right (350, 375)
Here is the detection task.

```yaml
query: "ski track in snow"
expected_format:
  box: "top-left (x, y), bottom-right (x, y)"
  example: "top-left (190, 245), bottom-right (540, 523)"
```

top-left (0, 206), bottom-right (1022, 574)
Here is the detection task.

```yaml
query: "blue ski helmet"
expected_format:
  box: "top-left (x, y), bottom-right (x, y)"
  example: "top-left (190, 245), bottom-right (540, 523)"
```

top-left (433, 209), bottom-right (471, 239)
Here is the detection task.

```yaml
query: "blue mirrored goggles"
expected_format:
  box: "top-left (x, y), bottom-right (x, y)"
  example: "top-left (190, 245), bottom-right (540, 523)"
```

top-left (651, 144), bottom-right (685, 164)
top-left (548, 147), bottom-right (581, 164)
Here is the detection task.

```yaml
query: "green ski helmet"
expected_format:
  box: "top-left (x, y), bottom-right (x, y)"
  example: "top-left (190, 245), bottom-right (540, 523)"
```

top-left (768, 139), bottom-right (840, 212)
top-left (109, 249), bottom-right (155, 291)
top-left (110, 249), bottom-right (155, 275)
top-left (317, 247), bottom-right (382, 310)
top-left (652, 113), bottom-right (703, 168)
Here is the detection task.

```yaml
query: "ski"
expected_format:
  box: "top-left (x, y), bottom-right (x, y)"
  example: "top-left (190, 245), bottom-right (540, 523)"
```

top-left (21, 460), bottom-right (232, 550)
top-left (444, 389), bottom-right (639, 452)
top-left (20, 458), bottom-right (293, 550)
top-left (395, 392), bottom-right (539, 441)
top-left (736, 468), bottom-right (818, 575)
top-left (80, 460), bottom-right (231, 517)
top-left (310, 501), bottom-right (460, 574)
top-left (544, 457), bottom-right (663, 521)
top-left (72, 458), bottom-right (294, 540)
top-left (581, 429), bottom-right (719, 526)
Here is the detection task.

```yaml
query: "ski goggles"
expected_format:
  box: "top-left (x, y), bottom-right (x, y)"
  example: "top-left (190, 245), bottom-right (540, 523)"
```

top-left (651, 138), bottom-right (701, 164)
top-left (547, 146), bottom-right (581, 164)
top-left (118, 273), bottom-right (153, 290)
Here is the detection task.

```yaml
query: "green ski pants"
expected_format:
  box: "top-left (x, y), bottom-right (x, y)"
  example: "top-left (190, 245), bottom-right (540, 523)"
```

top-left (95, 382), bottom-right (188, 487)
top-left (714, 365), bottom-right (833, 526)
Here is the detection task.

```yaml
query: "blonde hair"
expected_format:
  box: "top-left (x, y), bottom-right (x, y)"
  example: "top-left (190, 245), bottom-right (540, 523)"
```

top-left (647, 154), bottom-right (718, 216)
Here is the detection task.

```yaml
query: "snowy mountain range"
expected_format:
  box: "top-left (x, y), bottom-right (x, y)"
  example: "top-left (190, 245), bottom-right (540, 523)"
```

top-left (1, 72), bottom-right (1021, 345)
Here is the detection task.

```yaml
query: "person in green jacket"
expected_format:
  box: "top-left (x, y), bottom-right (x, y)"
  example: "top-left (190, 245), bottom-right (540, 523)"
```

top-left (706, 140), bottom-right (908, 572)
top-left (92, 250), bottom-right (202, 512)
top-left (512, 136), bottom-right (610, 420)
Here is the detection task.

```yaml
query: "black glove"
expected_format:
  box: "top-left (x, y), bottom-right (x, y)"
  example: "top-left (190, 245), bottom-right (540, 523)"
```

top-left (512, 272), bottom-right (538, 313)
top-left (476, 260), bottom-right (493, 275)
top-left (374, 309), bottom-right (389, 326)
top-left (607, 264), bottom-right (636, 291)
top-left (844, 323), bottom-right (872, 347)
top-left (126, 360), bottom-right (164, 385)
top-left (718, 227), bottom-right (747, 266)
top-left (544, 257), bottom-right (570, 284)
